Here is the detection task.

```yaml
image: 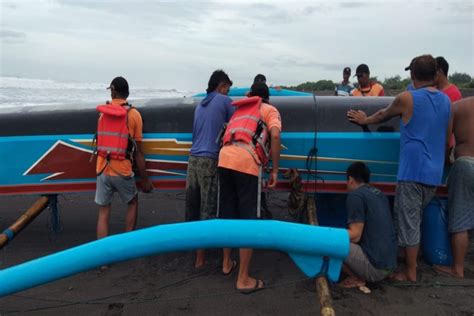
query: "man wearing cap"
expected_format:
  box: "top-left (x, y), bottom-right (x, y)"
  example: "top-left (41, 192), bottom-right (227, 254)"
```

top-left (347, 55), bottom-right (453, 282)
top-left (351, 64), bottom-right (384, 97)
top-left (95, 76), bottom-right (153, 244)
top-left (335, 67), bottom-right (354, 96)
top-left (435, 56), bottom-right (462, 102)
top-left (404, 58), bottom-right (416, 91)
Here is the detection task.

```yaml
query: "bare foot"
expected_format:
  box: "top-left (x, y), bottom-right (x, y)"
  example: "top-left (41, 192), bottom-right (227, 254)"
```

top-left (222, 260), bottom-right (237, 275)
top-left (338, 276), bottom-right (365, 289)
top-left (433, 265), bottom-right (464, 278)
top-left (194, 259), bottom-right (205, 269)
top-left (390, 271), bottom-right (416, 282)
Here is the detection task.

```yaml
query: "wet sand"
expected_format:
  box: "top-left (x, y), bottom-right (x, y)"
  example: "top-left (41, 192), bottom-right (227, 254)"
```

top-left (1, 192), bottom-right (473, 316)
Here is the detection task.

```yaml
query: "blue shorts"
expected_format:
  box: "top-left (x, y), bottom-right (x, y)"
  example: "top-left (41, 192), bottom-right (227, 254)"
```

top-left (95, 173), bottom-right (137, 206)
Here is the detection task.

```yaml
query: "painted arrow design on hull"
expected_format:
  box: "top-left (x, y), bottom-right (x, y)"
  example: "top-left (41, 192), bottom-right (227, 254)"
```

top-left (23, 140), bottom-right (189, 181)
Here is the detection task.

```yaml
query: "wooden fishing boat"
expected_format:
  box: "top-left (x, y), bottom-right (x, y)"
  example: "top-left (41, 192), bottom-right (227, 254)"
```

top-left (0, 95), bottom-right (414, 196)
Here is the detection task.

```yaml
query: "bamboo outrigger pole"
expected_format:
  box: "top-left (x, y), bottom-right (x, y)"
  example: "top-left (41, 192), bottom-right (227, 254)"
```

top-left (0, 196), bottom-right (50, 249)
top-left (306, 196), bottom-right (336, 316)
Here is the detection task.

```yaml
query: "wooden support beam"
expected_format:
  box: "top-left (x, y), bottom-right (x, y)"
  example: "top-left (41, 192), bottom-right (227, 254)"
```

top-left (306, 196), bottom-right (336, 316)
top-left (0, 196), bottom-right (50, 249)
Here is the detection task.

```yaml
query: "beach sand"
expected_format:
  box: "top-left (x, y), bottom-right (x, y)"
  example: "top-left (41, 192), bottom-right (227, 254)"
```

top-left (1, 192), bottom-right (473, 316)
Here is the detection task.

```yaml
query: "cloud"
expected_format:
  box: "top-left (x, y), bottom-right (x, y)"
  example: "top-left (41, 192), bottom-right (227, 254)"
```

top-left (261, 56), bottom-right (346, 72)
top-left (0, 30), bottom-right (27, 43)
top-left (1, 0), bottom-right (472, 89)
top-left (0, 30), bottom-right (26, 39)
top-left (338, 1), bottom-right (373, 9)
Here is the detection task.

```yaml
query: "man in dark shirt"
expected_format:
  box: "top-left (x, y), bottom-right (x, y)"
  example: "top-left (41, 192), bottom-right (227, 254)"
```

top-left (339, 162), bottom-right (397, 288)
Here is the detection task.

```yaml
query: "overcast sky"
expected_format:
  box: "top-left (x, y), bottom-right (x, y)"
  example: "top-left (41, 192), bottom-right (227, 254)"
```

top-left (1, 0), bottom-right (473, 91)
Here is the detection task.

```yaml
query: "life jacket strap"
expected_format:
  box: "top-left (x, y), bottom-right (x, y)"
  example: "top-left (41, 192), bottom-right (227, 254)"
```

top-left (97, 131), bottom-right (129, 139)
top-left (257, 166), bottom-right (262, 219)
top-left (232, 141), bottom-right (261, 166)
top-left (97, 146), bottom-right (127, 154)
top-left (228, 114), bottom-right (260, 124)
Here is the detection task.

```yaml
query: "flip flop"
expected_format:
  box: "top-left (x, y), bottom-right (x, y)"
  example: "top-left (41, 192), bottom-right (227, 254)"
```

top-left (238, 279), bottom-right (265, 295)
top-left (222, 260), bottom-right (237, 276)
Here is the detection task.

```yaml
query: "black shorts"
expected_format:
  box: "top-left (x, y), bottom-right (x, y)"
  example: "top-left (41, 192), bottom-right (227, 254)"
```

top-left (218, 167), bottom-right (259, 219)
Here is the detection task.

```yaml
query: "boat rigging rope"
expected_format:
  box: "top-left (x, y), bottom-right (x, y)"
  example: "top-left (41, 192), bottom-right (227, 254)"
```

top-left (1, 273), bottom-right (313, 314)
top-left (306, 93), bottom-right (324, 196)
top-left (47, 195), bottom-right (62, 241)
top-left (3, 276), bottom-right (474, 315)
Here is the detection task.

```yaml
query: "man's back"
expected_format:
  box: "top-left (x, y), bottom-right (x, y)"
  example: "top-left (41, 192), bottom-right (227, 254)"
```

top-left (346, 185), bottom-right (397, 269)
top-left (398, 88), bottom-right (451, 186)
top-left (453, 97), bottom-right (474, 158)
top-left (96, 100), bottom-right (142, 177)
top-left (191, 92), bottom-right (233, 159)
top-left (218, 102), bottom-right (281, 176)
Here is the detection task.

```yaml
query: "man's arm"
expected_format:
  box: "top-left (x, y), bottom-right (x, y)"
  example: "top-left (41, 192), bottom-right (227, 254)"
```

top-left (445, 101), bottom-right (455, 164)
top-left (347, 91), bottom-right (409, 125)
top-left (267, 126), bottom-right (281, 188)
top-left (348, 222), bottom-right (364, 243)
top-left (346, 193), bottom-right (365, 243)
top-left (134, 141), bottom-right (153, 193)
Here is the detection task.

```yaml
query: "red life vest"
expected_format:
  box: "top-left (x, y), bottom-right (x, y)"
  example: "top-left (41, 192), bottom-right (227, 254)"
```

top-left (222, 96), bottom-right (270, 166)
top-left (96, 102), bottom-right (132, 161)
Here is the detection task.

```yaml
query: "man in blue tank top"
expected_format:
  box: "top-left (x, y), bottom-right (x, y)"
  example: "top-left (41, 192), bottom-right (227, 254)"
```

top-left (347, 55), bottom-right (453, 282)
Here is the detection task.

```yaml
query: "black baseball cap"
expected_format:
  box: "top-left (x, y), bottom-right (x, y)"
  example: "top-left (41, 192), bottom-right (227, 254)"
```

top-left (405, 58), bottom-right (416, 71)
top-left (354, 64), bottom-right (370, 77)
top-left (343, 67), bottom-right (351, 74)
top-left (107, 76), bottom-right (129, 93)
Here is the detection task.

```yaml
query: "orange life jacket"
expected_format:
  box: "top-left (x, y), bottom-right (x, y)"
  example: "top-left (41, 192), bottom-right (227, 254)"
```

top-left (95, 102), bottom-right (133, 161)
top-left (222, 96), bottom-right (270, 166)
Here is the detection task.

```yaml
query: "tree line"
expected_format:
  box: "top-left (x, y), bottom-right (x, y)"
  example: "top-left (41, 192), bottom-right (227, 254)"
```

top-left (281, 72), bottom-right (474, 92)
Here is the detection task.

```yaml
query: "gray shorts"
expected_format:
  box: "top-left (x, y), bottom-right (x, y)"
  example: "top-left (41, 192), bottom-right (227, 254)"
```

top-left (185, 156), bottom-right (218, 221)
top-left (344, 243), bottom-right (390, 282)
top-left (95, 173), bottom-right (138, 206)
top-left (394, 181), bottom-right (436, 247)
top-left (448, 156), bottom-right (474, 233)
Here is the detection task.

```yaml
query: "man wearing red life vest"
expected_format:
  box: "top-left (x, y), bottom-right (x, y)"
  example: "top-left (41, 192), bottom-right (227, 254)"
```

top-left (218, 82), bottom-right (281, 293)
top-left (95, 77), bottom-right (152, 245)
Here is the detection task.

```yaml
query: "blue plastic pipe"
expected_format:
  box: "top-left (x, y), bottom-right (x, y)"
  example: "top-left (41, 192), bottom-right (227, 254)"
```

top-left (0, 219), bottom-right (349, 297)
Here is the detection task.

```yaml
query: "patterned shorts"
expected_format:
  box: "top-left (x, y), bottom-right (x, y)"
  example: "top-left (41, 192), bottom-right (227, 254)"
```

top-left (448, 156), bottom-right (474, 233)
top-left (185, 156), bottom-right (218, 221)
top-left (394, 181), bottom-right (436, 247)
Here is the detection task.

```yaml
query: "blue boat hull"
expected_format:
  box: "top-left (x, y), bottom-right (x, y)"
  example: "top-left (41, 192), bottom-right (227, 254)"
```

top-left (0, 96), bottom-right (448, 196)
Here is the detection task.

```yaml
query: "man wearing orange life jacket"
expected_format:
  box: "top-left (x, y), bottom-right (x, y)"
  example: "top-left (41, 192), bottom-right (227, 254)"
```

top-left (218, 82), bottom-right (281, 293)
top-left (95, 77), bottom-right (152, 244)
top-left (351, 64), bottom-right (385, 97)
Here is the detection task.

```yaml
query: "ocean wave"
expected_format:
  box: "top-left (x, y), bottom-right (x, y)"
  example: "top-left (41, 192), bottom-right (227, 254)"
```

top-left (0, 76), bottom-right (193, 108)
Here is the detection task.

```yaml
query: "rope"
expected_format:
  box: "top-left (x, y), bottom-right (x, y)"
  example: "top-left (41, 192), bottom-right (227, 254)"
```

top-left (2, 274), bottom-right (312, 314)
top-left (3, 269), bottom-right (474, 316)
top-left (47, 194), bottom-right (62, 241)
